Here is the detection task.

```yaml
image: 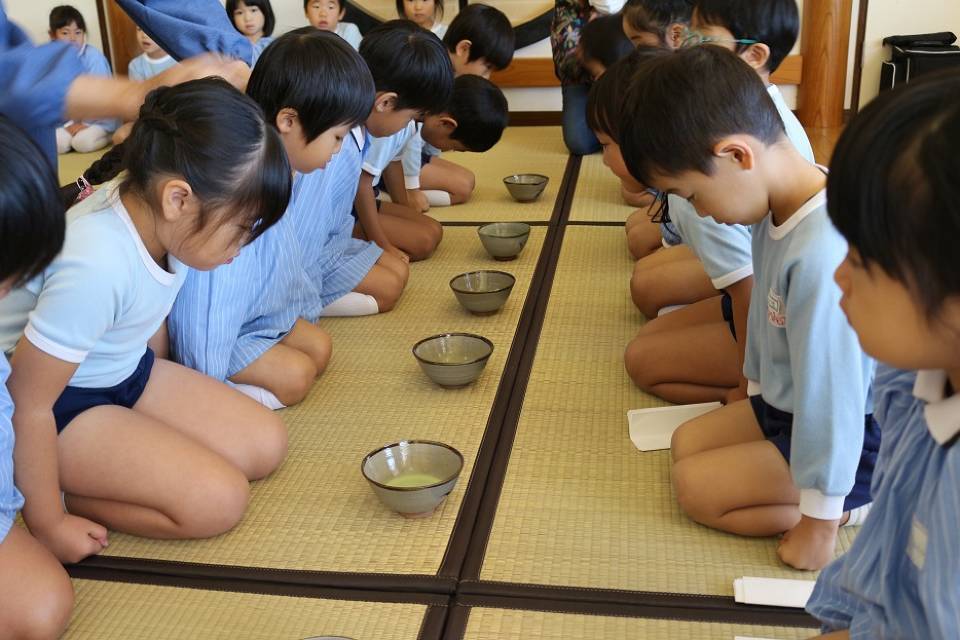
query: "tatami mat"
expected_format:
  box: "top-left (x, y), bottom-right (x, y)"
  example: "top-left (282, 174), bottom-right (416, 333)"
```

top-left (99, 227), bottom-right (545, 575)
top-left (479, 226), bottom-right (857, 595)
top-left (429, 127), bottom-right (569, 223)
top-left (57, 148), bottom-right (110, 184)
top-left (568, 153), bottom-right (637, 223)
top-left (65, 579), bottom-right (428, 639)
top-left (462, 607), bottom-right (813, 640)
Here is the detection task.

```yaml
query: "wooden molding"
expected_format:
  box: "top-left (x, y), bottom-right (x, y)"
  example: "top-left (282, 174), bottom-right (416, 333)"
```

top-left (103, 2), bottom-right (141, 76)
top-left (797, 0), bottom-right (853, 127)
top-left (491, 54), bottom-right (803, 89)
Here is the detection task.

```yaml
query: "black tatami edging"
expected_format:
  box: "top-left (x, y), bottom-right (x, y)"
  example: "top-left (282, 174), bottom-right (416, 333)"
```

top-left (438, 154), bottom-right (583, 581)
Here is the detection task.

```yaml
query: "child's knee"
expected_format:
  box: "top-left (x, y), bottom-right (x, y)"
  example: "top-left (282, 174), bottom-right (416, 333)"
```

top-left (376, 272), bottom-right (405, 312)
top-left (671, 457), bottom-right (712, 523)
top-left (407, 221), bottom-right (443, 261)
top-left (272, 353), bottom-right (317, 406)
top-left (452, 170), bottom-right (476, 203)
top-left (624, 336), bottom-right (658, 390)
top-left (179, 468), bottom-right (251, 537)
top-left (670, 419), bottom-right (702, 462)
top-left (248, 411), bottom-right (288, 478)
top-left (630, 268), bottom-right (662, 318)
top-left (9, 570), bottom-right (74, 640)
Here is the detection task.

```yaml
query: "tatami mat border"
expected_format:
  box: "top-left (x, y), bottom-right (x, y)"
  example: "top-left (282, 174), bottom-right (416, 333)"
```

top-left (438, 154), bottom-right (582, 579)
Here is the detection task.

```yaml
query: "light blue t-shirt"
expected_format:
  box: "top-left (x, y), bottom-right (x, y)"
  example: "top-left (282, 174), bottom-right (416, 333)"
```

top-left (0, 354), bottom-right (24, 543)
top-left (808, 366), bottom-right (960, 639)
top-left (667, 197), bottom-right (753, 289)
top-left (744, 189), bottom-right (875, 519)
top-left (430, 22), bottom-right (447, 39)
top-left (363, 120), bottom-right (418, 184)
top-left (127, 52), bottom-right (176, 80)
top-left (335, 22), bottom-right (361, 49)
top-left (251, 35), bottom-right (274, 66)
top-left (768, 84), bottom-right (815, 163)
top-left (19, 185), bottom-right (188, 388)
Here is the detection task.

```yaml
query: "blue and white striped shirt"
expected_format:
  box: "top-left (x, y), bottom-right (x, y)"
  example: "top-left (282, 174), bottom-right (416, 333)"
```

top-left (808, 365), bottom-right (960, 638)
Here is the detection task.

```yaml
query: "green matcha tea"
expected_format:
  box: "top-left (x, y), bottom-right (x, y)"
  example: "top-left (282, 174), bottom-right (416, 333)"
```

top-left (385, 473), bottom-right (441, 488)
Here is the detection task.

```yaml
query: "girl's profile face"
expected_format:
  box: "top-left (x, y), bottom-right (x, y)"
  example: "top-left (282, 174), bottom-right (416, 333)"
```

top-left (233, 1), bottom-right (266, 39)
top-left (834, 248), bottom-right (960, 371)
top-left (402, 0), bottom-right (436, 28)
top-left (306, 0), bottom-right (344, 30)
top-left (167, 203), bottom-right (251, 271)
top-left (596, 132), bottom-right (640, 189)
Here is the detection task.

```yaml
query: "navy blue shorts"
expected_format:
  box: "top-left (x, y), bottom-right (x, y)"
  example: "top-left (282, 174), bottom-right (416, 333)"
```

top-left (421, 151), bottom-right (433, 167)
top-left (720, 291), bottom-right (736, 340)
top-left (749, 394), bottom-right (880, 512)
top-left (52, 348), bottom-right (155, 433)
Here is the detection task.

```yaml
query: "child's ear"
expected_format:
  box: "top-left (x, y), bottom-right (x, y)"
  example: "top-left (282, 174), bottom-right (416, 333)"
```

top-left (740, 43), bottom-right (771, 73)
top-left (438, 115), bottom-right (458, 131)
top-left (374, 92), bottom-right (399, 113)
top-left (339, 7), bottom-right (346, 18)
top-left (665, 23), bottom-right (685, 50)
top-left (712, 136), bottom-right (756, 171)
top-left (275, 108), bottom-right (300, 134)
top-left (159, 179), bottom-right (195, 224)
top-left (454, 39), bottom-right (472, 60)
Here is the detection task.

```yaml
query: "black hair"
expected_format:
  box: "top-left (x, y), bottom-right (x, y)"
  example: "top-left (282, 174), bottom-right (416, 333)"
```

top-left (620, 45), bottom-right (784, 186)
top-left (0, 117), bottom-right (65, 286)
top-left (359, 20), bottom-right (454, 113)
top-left (581, 13), bottom-right (634, 71)
top-left (622, 0), bottom-right (693, 39)
top-left (443, 75), bottom-right (508, 152)
top-left (64, 78), bottom-right (291, 246)
top-left (226, 0), bottom-right (276, 37)
top-left (586, 46), bottom-right (667, 141)
top-left (694, 0), bottom-right (799, 72)
top-left (248, 28), bottom-right (375, 141)
top-left (49, 5), bottom-right (86, 33)
top-left (828, 69), bottom-right (960, 319)
top-left (396, 0), bottom-right (444, 22)
top-left (443, 4), bottom-right (515, 71)
top-left (303, 0), bottom-right (342, 11)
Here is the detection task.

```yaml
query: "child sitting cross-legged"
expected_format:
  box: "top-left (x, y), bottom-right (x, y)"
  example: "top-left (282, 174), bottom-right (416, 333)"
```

top-left (621, 46), bottom-right (879, 570)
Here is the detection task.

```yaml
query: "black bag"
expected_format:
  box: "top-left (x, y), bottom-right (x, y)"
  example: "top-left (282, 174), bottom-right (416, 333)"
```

top-left (879, 31), bottom-right (960, 92)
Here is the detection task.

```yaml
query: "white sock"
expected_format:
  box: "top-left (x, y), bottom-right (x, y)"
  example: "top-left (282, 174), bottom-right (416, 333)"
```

top-left (842, 502), bottom-right (872, 527)
top-left (657, 304), bottom-right (687, 317)
top-left (423, 189), bottom-right (452, 207)
top-left (319, 292), bottom-right (379, 317)
top-left (231, 383), bottom-right (286, 410)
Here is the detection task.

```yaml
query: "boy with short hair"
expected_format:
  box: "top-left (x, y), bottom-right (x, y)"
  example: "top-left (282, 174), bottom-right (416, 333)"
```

top-left (355, 20), bottom-right (454, 262)
top-left (442, 3), bottom-right (515, 77)
top-left (385, 74), bottom-right (508, 208)
top-left (621, 46), bottom-right (878, 571)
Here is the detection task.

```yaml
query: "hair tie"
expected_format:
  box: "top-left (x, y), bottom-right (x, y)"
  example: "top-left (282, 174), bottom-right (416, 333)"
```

top-left (141, 113), bottom-right (182, 138)
top-left (76, 175), bottom-right (94, 202)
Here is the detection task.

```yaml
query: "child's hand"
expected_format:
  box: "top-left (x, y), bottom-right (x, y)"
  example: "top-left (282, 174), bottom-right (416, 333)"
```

top-left (35, 513), bottom-right (109, 564)
top-left (65, 123), bottom-right (88, 136)
top-left (777, 515), bottom-right (840, 570)
top-left (387, 246), bottom-right (410, 264)
top-left (622, 184), bottom-right (656, 208)
top-left (409, 190), bottom-right (429, 213)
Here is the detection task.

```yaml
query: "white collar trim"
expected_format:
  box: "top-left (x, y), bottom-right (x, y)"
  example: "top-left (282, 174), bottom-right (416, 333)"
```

top-left (768, 185), bottom-right (827, 241)
top-left (145, 54), bottom-right (173, 65)
top-left (914, 370), bottom-right (960, 445)
top-left (109, 189), bottom-right (177, 286)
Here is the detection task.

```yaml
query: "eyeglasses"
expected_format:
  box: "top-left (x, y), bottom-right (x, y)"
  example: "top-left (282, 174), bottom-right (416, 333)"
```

top-left (680, 28), bottom-right (758, 49)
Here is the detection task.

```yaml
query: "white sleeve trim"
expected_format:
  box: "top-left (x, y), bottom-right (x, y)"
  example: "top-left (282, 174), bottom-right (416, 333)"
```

top-left (661, 237), bottom-right (671, 249)
top-left (24, 323), bottom-right (88, 364)
top-left (361, 162), bottom-right (381, 179)
top-left (747, 380), bottom-right (762, 396)
top-left (711, 264), bottom-right (754, 290)
top-left (799, 489), bottom-right (846, 520)
top-left (404, 176), bottom-right (420, 190)
top-left (588, 0), bottom-right (626, 14)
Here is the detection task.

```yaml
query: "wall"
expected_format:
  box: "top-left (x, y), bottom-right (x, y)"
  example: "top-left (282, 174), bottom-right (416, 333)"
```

top-left (855, 0), bottom-right (960, 107)
top-left (6, 0), bottom-right (106, 54)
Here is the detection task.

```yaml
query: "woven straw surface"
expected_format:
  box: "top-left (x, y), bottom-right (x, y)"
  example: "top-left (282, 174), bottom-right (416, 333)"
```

top-left (100, 227), bottom-right (545, 574)
top-left (479, 226), bottom-right (858, 595)
top-left (568, 154), bottom-right (637, 223)
top-left (463, 608), bottom-right (813, 639)
top-left (64, 579), bottom-right (428, 639)
top-left (58, 148), bottom-right (110, 185)
top-left (429, 127), bottom-right (568, 223)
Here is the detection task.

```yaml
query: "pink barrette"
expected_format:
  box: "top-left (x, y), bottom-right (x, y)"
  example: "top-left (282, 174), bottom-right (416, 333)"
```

top-left (76, 176), bottom-right (94, 202)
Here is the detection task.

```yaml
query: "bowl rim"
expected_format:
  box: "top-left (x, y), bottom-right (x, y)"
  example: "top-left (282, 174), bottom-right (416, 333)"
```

top-left (477, 222), bottom-right (532, 239)
top-left (449, 270), bottom-right (516, 295)
top-left (361, 439), bottom-right (465, 492)
top-left (503, 173), bottom-right (549, 185)
top-left (411, 332), bottom-right (494, 366)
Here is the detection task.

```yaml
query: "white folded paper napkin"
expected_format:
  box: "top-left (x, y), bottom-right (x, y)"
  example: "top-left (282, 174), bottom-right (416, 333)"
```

top-left (733, 576), bottom-right (816, 608)
top-left (628, 402), bottom-right (722, 451)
